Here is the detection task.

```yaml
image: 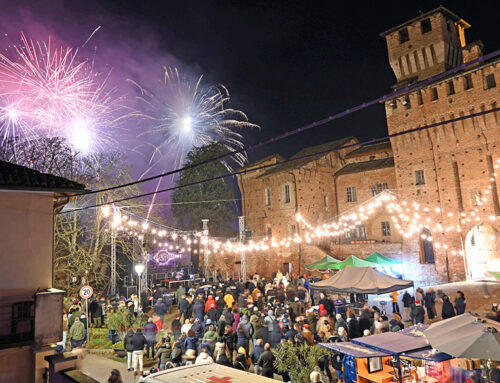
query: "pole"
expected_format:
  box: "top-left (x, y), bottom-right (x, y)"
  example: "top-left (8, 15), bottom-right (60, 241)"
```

top-left (85, 298), bottom-right (89, 345)
top-left (239, 216), bottom-right (247, 281)
top-left (111, 227), bottom-right (116, 295)
top-left (138, 274), bottom-right (141, 308)
top-left (202, 219), bottom-right (209, 279)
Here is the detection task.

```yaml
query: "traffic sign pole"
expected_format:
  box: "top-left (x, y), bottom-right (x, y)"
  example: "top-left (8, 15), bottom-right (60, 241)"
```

top-left (79, 286), bottom-right (93, 346)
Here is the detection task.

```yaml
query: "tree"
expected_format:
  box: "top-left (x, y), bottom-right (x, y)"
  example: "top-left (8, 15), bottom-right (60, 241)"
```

top-left (272, 342), bottom-right (329, 383)
top-left (171, 143), bottom-right (237, 236)
top-left (0, 137), bottom-right (152, 295)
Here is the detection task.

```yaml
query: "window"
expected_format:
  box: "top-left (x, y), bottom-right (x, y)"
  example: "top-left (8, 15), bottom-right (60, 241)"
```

top-left (346, 186), bottom-right (357, 202)
top-left (417, 91), bottom-right (423, 105)
top-left (485, 74), bottom-right (496, 89)
top-left (447, 80), bottom-right (455, 95)
top-left (381, 222), bottom-right (391, 237)
top-left (371, 183), bottom-right (388, 196)
top-left (415, 170), bottom-right (425, 185)
top-left (403, 95), bottom-right (411, 109)
top-left (283, 184), bottom-right (290, 204)
top-left (463, 74), bottom-right (473, 90)
top-left (324, 195), bottom-right (329, 210)
top-left (265, 188), bottom-right (271, 206)
top-left (10, 301), bottom-right (35, 343)
top-left (390, 100), bottom-right (397, 109)
top-left (420, 229), bottom-right (435, 263)
top-left (267, 227), bottom-right (272, 238)
top-left (399, 28), bottom-right (409, 44)
top-left (290, 224), bottom-right (296, 236)
top-left (421, 18), bottom-right (432, 34)
top-left (430, 87), bottom-right (438, 101)
top-left (344, 225), bottom-right (367, 242)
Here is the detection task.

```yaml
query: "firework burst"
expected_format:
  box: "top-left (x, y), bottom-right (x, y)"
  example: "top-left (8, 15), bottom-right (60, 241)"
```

top-left (129, 66), bottom-right (259, 175)
top-left (0, 33), bottom-right (121, 153)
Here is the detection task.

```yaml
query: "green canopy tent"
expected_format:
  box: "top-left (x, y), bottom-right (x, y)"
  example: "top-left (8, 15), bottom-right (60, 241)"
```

top-left (364, 252), bottom-right (403, 266)
top-left (304, 255), bottom-right (341, 270)
top-left (331, 255), bottom-right (378, 270)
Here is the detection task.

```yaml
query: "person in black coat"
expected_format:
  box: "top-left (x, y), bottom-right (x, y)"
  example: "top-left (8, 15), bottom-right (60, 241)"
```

top-left (257, 343), bottom-right (275, 378)
top-left (347, 317), bottom-right (361, 339)
top-left (89, 298), bottom-right (103, 328)
top-left (124, 329), bottom-right (135, 371)
top-left (131, 329), bottom-right (147, 375)
top-left (358, 309), bottom-right (371, 334)
top-left (441, 294), bottom-right (456, 319)
top-left (414, 300), bottom-right (426, 324)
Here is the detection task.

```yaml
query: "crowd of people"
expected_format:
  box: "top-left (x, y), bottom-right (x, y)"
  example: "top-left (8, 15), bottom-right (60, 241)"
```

top-left (62, 270), bottom-right (500, 383)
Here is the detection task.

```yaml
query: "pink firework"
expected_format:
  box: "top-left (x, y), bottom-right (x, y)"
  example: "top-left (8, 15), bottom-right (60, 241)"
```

top-left (0, 33), bottom-right (120, 153)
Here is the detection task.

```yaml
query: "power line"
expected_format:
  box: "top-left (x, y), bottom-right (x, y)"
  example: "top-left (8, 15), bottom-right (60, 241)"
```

top-left (64, 49), bottom-right (500, 199)
top-left (58, 106), bottom-right (500, 214)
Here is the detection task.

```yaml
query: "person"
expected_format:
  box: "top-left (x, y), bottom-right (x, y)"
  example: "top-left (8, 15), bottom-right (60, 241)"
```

top-left (250, 339), bottom-right (265, 374)
top-left (107, 369), bottom-right (123, 383)
top-left (331, 352), bottom-right (343, 382)
top-left (154, 298), bottom-right (168, 329)
top-left (171, 315), bottom-right (182, 340)
top-left (178, 294), bottom-right (190, 323)
top-left (441, 294), bottom-right (456, 319)
top-left (183, 329), bottom-right (199, 354)
top-left (131, 328), bottom-right (147, 376)
top-left (144, 318), bottom-right (158, 359)
top-left (318, 353), bottom-right (332, 382)
top-left (124, 329), bottom-right (135, 371)
top-left (424, 288), bottom-right (436, 320)
top-left (489, 362), bottom-right (500, 383)
top-left (69, 317), bottom-right (85, 350)
top-left (334, 314), bottom-right (347, 333)
top-left (402, 290), bottom-right (412, 322)
top-left (347, 317), bottom-right (360, 339)
top-left (389, 313), bottom-right (404, 331)
top-left (61, 308), bottom-right (69, 351)
top-left (214, 342), bottom-right (232, 367)
top-left (234, 347), bottom-right (249, 371)
top-left (195, 347), bottom-right (214, 364)
top-left (414, 300), bottom-right (426, 324)
top-left (89, 298), bottom-right (103, 328)
top-left (310, 370), bottom-right (324, 382)
top-left (390, 290), bottom-right (400, 314)
top-left (156, 338), bottom-right (172, 370)
top-left (454, 291), bottom-right (466, 315)
top-left (257, 343), bottom-right (275, 378)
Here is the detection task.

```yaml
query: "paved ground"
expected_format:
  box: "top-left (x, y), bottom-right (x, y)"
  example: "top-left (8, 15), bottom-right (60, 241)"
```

top-left (82, 353), bottom-right (135, 383)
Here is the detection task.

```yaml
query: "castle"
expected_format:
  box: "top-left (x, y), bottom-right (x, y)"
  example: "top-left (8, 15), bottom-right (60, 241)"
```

top-left (213, 6), bottom-right (500, 285)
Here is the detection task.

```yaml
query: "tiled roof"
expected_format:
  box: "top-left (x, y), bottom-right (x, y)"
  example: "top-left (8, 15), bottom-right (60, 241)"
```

top-left (0, 160), bottom-right (87, 193)
top-left (345, 141), bottom-right (392, 158)
top-left (237, 153), bottom-right (285, 172)
top-left (335, 157), bottom-right (395, 176)
top-left (258, 137), bottom-right (356, 178)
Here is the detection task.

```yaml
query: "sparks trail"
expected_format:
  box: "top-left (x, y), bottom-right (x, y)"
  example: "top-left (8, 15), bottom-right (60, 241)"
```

top-left (0, 32), bottom-right (122, 154)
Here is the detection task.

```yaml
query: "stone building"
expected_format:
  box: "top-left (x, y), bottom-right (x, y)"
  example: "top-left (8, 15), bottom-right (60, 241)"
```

top-left (228, 6), bottom-right (500, 284)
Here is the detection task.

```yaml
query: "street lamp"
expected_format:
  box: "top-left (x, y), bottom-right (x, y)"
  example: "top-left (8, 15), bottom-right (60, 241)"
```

top-left (134, 264), bottom-right (145, 307)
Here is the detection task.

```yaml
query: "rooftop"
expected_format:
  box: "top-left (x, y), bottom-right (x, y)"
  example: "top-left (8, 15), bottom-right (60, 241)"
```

top-left (237, 153), bottom-right (285, 173)
top-left (257, 136), bottom-right (356, 178)
top-left (379, 5), bottom-right (468, 38)
top-left (345, 141), bottom-right (392, 159)
top-left (335, 157), bottom-right (395, 176)
top-left (0, 160), bottom-right (87, 194)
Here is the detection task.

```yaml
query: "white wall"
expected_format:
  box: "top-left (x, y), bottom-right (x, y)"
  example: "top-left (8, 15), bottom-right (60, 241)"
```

top-left (0, 190), bottom-right (54, 290)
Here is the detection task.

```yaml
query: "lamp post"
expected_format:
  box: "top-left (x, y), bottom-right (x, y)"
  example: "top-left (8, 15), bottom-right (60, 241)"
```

top-left (134, 264), bottom-right (145, 308)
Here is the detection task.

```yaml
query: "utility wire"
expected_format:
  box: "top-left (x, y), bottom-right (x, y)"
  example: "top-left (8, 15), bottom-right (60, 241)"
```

top-left (59, 106), bottom-right (500, 214)
top-left (63, 49), bottom-right (500, 199)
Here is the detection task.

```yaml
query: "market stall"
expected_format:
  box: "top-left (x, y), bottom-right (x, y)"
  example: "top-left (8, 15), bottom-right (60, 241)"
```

top-left (304, 255), bottom-right (341, 270)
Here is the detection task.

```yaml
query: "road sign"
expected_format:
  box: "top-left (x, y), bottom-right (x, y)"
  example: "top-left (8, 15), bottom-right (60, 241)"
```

top-left (79, 285), bottom-right (93, 300)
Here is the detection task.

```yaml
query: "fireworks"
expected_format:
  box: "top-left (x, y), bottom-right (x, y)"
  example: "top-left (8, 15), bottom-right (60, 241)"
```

top-left (129, 66), bottom-right (259, 173)
top-left (0, 33), bottom-right (120, 153)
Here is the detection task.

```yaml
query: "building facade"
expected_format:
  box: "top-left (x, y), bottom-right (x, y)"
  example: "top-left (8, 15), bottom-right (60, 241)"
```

top-left (229, 6), bottom-right (500, 284)
top-left (0, 161), bottom-right (85, 382)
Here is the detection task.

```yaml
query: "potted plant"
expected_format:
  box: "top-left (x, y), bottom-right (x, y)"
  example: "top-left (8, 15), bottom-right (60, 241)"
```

top-left (273, 342), bottom-right (329, 383)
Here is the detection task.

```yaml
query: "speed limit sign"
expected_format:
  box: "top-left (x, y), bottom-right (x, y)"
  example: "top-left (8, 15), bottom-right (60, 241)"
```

top-left (80, 285), bottom-right (93, 300)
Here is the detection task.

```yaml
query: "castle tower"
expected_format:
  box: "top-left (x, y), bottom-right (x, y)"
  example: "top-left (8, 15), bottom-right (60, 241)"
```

top-left (380, 6), bottom-right (470, 88)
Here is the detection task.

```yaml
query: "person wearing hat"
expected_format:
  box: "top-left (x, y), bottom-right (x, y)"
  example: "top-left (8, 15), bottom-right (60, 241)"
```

top-left (441, 295), bottom-right (456, 320)
top-left (69, 317), bottom-right (85, 350)
top-left (414, 299), bottom-right (426, 324)
top-left (156, 338), bottom-right (172, 371)
top-left (302, 323), bottom-right (314, 345)
top-left (233, 347), bottom-right (249, 371)
top-left (195, 347), bottom-right (214, 365)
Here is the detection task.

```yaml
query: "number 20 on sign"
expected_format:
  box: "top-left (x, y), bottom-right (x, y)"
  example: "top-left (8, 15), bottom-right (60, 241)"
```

top-left (80, 286), bottom-right (93, 300)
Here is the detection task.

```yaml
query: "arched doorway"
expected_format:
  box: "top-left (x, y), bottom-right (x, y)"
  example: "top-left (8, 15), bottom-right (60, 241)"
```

top-left (465, 224), bottom-right (500, 279)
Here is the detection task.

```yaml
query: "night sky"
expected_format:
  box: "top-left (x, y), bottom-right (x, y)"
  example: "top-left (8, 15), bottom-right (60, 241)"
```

top-left (3, 0), bottom-right (499, 181)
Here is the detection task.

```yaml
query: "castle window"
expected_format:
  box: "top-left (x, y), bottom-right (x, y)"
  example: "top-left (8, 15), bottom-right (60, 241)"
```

top-left (265, 188), bottom-right (271, 206)
top-left (371, 183), bottom-right (388, 196)
top-left (446, 80), bottom-right (455, 95)
top-left (421, 18), bottom-right (432, 34)
top-left (390, 100), bottom-right (397, 109)
top-left (324, 195), bottom-right (329, 210)
top-left (420, 229), bottom-right (435, 264)
top-left (430, 87), bottom-right (438, 101)
top-left (399, 28), bottom-right (409, 44)
top-left (403, 95), bottom-right (411, 109)
top-left (283, 184), bottom-right (291, 204)
top-left (485, 74), bottom-right (496, 89)
top-left (381, 221), bottom-right (391, 237)
top-left (290, 224), bottom-right (296, 236)
top-left (463, 74), bottom-right (473, 90)
top-left (415, 170), bottom-right (425, 185)
top-left (346, 186), bottom-right (357, 202)
top-left (417, 91), bottom-right (423, 105)
top-left (267, 226), bottom-right (272, 238)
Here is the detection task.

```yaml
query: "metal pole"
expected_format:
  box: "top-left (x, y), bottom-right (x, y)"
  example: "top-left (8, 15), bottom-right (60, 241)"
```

top-left (202, 219), bottom-right (209, 279)
top-left (138, 274), bottom-right (141, 308)
top-left (85, 299), bottom-right (89, 345)
top-left (239, 216), bottom-right (247, 281)
top-left (111, 228), bottom-right (116, 295)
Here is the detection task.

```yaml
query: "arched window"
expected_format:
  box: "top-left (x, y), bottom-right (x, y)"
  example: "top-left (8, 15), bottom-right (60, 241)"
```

top-left (420, 229), bottom-right (435, 264)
